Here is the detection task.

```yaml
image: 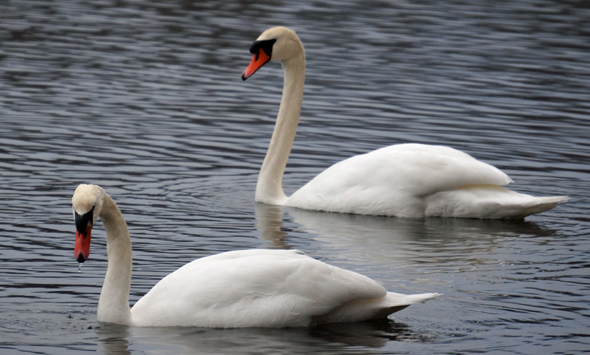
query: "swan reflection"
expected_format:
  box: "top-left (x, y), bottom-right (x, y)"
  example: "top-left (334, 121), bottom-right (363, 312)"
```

top-left (256, 203), bottom-right (553, 267)
top-left (96, 318), bottom-right (425, 353)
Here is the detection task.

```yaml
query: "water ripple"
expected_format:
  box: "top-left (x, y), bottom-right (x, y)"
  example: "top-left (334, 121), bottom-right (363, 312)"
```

top-left (1, 0), bottom-right (589, 354)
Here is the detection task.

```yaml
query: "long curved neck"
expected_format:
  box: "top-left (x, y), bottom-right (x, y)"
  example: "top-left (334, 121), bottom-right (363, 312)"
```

top-left (256, 52), bottom-right (305, 205)
top-left (97, 193), bottom-right (132, 325)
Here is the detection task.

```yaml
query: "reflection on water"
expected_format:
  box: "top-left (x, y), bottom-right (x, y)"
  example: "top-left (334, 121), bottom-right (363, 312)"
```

top-left (96, 319), bottom-right (426, 354)
top-left (1, 0), bottom-right (589, 354)
top-left (285, 207), bottom-right (556, 263)
top-left (257, 202), bottom-right (557, 267)
top-left (96, 324), bottom-right (131, 355)
top-left (287, 206), bottom-right (553, 241)
top-left (255, 203), bottom-right (289, 249)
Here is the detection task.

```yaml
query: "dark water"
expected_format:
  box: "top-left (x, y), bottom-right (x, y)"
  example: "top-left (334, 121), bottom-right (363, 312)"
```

top-left (1, 0), bottom-right (589, 354)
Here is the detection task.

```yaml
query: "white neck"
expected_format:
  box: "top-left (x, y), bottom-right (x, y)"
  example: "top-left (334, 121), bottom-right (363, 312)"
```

top-left (96, 193), bottom-right (133, 325)
top-left (255, 52), bottom-right (306, 205)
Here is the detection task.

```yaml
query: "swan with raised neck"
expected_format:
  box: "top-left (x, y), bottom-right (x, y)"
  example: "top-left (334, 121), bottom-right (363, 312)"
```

top-left (71, 183), bottom-right (439, 327)
top-left (241, 26), bottom-right (567, 219)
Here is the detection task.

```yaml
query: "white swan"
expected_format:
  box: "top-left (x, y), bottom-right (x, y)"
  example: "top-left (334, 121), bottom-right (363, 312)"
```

top-left (241, 26), bottom-right (568, 219)
top-left (72, 184), bottom-right (439, 327)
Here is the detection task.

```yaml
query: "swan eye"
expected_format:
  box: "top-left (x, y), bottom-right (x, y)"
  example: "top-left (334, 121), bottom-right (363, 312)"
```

top-left (249, 39), bottom-right (276, 59)
top-left (75, 206), bottom-right (95, 234)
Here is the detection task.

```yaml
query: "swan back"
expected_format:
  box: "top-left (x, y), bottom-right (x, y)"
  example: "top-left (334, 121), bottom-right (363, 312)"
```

top-left (287, 144), bottom-right (512, 217)
top-left (130, 249), bottom-right (428, 328)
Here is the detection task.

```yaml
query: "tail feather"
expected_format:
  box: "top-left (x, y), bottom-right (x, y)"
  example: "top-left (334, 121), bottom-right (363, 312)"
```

top-left (425, 185), bottom-right (568, 219)
top-left (511, 195), bottom-right (568, 218)
top-left (386, 292), bottom-right (441, 306)
top-left (313, 292), bottom-right (440, 325)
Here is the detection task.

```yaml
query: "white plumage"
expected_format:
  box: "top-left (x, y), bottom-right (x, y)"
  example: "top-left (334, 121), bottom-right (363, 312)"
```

top-left (242, 27), bottom-right (567, 219)
top-left (72, 184), bottom-right (439, 328)
top-left (132, 248), bottom-right (433, 327)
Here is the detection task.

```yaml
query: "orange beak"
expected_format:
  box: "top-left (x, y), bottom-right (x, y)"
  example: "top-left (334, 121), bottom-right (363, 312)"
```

top-left (74, 224), bottom-right (91, 263)
top-left (242, 49), bottom-right (271, 80)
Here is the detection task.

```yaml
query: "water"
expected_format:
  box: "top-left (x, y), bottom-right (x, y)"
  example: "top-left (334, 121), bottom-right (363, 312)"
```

top-left (1, 0), bottom-right (589, 353)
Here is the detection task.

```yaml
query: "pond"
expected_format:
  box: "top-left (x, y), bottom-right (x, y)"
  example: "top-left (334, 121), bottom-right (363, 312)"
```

top-left (1, 0), bottom-right (589, 354)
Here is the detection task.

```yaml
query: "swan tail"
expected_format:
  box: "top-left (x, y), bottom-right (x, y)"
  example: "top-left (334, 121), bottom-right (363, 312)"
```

top-left (312, 292), bottom-right (440, 325)
top-left (479, 194), bottom-right (568, 219)
top-left (385, 292), bottom-right (441, 306)
top-left (361, 292), bottom-right (441, 321)
top-left (425, 185), bottom-right (568, 219)
top-left (514, 195), bottom-right (569, 215)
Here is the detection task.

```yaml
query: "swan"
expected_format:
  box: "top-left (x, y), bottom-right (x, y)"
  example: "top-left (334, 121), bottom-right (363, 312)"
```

top-left (72, 184), bottom-right (439, 327)
top-left (241, 26), bottom-right (568, 219)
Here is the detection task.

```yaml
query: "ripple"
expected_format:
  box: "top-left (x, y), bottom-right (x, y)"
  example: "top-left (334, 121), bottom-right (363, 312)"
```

top-left (1, 0), bottom-right (589, 353)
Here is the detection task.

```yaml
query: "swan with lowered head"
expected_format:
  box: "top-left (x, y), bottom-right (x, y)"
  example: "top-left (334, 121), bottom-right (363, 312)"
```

top-left (72, 184), bottom-right (439, 327)
top-left (241, 26), bottom-right (567, 219)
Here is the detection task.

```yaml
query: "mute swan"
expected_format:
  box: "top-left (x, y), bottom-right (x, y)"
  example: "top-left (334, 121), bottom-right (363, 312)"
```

top-left (72, 184), bottom-right (439, 327)
top-left (241, 26), bottom-right (567, 219)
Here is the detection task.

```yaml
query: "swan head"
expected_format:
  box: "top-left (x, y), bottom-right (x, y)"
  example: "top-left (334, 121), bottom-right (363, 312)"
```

top-left (72, 184), bottom-right (104, 263)
top-left (242, 26), bottom-right (303, 80)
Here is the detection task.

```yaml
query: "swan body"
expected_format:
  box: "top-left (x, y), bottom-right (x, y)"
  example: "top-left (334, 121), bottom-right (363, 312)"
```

top-left (242, 26), bottom-right (567, 219)
top-left (72, 184), bottom-right (439, 328)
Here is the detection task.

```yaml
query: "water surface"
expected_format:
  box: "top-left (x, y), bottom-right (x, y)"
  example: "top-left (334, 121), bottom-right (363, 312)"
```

top-left (1, 0), bottom-right (589, 354)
